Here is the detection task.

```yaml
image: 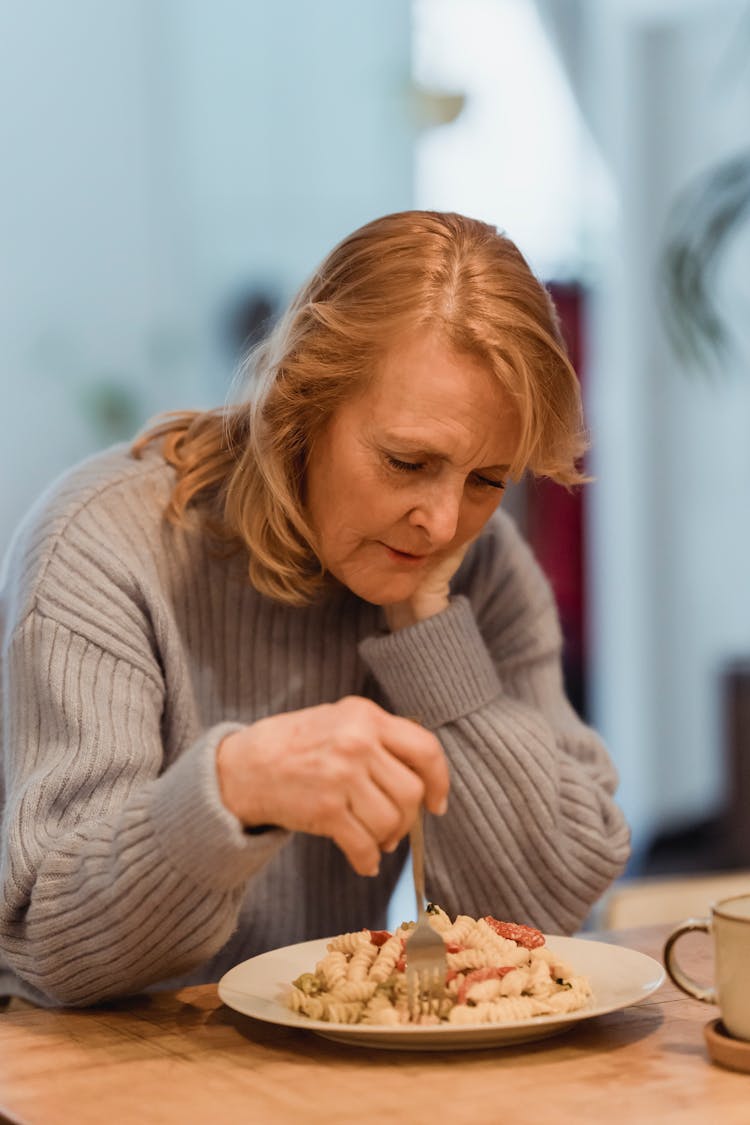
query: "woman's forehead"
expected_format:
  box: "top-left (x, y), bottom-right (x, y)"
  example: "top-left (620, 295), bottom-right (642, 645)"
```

top-left (352, 362), bottom-right (522, 470)
top-left (369, 413), bottom-right (519, 471)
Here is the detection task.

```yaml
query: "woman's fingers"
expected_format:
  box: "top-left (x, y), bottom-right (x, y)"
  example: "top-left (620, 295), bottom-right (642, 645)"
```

top-left (375, 710), bottom-right (450, 817)
top-left (364, 747), bottom-right (426, 847)
top-left (332, 698), bottom-right (449, 819)
top-left (350, 752), bottom-right (428, 850)
top-left (330, 697), bottom-right (449, 815)
top-left (329, 806), bottom-right (383, 878)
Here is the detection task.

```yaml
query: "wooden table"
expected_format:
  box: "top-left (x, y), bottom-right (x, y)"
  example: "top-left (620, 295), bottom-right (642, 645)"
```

top-left (0, 924), bottom-right (746, 1125)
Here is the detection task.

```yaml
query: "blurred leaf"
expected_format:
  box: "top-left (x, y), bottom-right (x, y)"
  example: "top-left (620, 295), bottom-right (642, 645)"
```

top-left (659, 0), bottom-right (750, 375)
top-left (77, 377), bottom-right (142, 443)
top-left (660, 150), bottom-right (750, 373)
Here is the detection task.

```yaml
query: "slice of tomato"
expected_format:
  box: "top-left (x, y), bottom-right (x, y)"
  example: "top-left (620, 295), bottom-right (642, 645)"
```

top-left (482, 917), bottom-right (545, 949)
top-left (367, 929), bottom-right (392, 947)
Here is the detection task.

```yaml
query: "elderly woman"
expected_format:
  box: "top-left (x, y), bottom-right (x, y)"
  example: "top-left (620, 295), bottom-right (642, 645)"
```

top-left (0, 211), bottom-right (629, 1007)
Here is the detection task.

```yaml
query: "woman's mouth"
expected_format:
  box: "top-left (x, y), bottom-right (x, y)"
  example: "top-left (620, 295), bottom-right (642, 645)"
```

top-left (381, 543), bottom-right (429, 565)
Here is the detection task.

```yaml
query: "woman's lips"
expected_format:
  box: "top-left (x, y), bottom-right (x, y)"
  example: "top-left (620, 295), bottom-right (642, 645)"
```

top-left (380, 543), bottom-right (429, 565)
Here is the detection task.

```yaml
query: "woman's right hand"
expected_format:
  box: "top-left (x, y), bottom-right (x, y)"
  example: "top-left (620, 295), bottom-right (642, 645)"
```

top-left (215, 697), bottom-right (449, 877)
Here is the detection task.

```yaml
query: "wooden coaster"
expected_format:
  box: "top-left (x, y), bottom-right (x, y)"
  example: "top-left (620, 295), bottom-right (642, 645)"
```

top-left (704, 1019), bottom-right (750, 1073)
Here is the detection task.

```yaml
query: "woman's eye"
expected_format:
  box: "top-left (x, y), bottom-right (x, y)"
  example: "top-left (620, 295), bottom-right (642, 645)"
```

top-left (386, 456), bottom-right (423, 473)
top-left (473, 474), bottom-right (506, 491)
top-left (385, 455), bottom-right (505, 490)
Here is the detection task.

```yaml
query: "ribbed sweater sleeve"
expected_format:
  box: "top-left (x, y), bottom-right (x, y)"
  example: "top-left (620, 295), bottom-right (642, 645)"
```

top-left (0, 452), bottom-right (291, 1006)
top-left (1, 611), bottom-right (287, 1005)
top-left (359, 517), bottom-right (630, 935)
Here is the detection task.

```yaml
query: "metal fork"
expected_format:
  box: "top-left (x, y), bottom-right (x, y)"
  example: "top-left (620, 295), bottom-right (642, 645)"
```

top-left (405, 806), bottom-right (447, 1020)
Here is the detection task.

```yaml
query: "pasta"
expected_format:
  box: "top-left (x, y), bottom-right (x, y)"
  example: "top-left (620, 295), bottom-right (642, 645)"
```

top-left (285, 905), bottom-right (592, 1026)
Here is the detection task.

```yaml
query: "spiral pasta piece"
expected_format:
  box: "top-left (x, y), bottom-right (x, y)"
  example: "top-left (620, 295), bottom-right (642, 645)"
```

top-left (316, 950), bottom-right (348, 991)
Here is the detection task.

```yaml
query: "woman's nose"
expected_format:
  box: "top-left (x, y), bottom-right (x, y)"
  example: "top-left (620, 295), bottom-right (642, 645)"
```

top-left (408, 485), bottom-right (462, 547)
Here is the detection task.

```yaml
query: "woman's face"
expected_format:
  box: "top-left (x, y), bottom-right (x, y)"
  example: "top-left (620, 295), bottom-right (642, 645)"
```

top-left (305, 328), bottom-right (522, 606)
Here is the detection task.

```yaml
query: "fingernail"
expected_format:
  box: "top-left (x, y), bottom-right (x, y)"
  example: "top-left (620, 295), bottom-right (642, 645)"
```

top-left (436, 797), bottom-right (448, 815)
top-left (368, 863), bottom-right (380, 877)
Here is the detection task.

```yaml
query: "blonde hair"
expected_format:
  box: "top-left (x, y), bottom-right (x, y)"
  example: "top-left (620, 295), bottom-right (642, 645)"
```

top-left (134, 210), bottom-right (588, 605)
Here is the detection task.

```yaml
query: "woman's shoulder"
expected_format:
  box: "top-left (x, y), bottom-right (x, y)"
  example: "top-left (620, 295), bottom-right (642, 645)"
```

top-left (1, 443), bottom-right (175, 627)
top-left (12, 441), bottom-right (172, 548)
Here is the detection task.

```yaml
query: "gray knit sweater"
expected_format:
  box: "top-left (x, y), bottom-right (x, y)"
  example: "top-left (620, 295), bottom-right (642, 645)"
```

top-left (0, 444), bottom-right (629, 1006)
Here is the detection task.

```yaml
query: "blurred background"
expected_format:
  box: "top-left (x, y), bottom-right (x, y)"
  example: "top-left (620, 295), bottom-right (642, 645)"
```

top-left (3, 0), bottom-right (750, 918)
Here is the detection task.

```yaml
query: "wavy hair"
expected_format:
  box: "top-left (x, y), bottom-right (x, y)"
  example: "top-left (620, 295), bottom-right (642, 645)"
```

top-left (133, 210), bottom-right (588, 605)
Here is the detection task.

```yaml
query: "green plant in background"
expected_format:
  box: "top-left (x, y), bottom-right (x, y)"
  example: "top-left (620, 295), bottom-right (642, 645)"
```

top-left (660, 8), bottom-right (750, 369)
top-left (76, 376), bottom-right (143, 444)
top-left (661, 151), bottom-right (750, 369)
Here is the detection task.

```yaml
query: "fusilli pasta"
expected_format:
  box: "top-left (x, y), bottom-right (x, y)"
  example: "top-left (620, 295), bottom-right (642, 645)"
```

top-left (285, 905), bottom-right (592, 1026)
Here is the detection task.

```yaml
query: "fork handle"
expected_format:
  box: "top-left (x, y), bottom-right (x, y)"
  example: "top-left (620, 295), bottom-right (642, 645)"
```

top-left (409, 806), bottom-right (426, 919)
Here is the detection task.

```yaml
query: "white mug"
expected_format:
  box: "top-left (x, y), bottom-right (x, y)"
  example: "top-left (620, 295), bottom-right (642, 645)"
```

top-left (664, 892), bottom-right (750, 1041)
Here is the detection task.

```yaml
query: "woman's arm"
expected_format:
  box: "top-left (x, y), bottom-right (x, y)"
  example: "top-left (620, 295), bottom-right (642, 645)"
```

top-left (0, 610), bottom-right (288, 1006)
top-left (359, 511), bottom-right (630, 934)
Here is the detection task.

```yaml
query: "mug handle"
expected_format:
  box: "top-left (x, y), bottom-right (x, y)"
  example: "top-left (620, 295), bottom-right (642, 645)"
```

top-left (663, 918), bottom-right (717, 1004)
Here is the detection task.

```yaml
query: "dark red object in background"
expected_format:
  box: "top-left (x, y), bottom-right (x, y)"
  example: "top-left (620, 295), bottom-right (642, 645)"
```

top-left (526, 283), bottom-right (588, 718)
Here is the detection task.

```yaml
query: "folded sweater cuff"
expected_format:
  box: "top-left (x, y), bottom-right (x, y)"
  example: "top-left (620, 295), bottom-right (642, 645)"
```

top-left (149, 722), bottom-right (289, 891)
top-left (359, 596), bottom-right (502, 729)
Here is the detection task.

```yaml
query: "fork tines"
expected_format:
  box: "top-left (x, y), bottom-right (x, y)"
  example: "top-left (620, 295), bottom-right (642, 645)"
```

top-left (406, 957), bottom-right (447, 1021)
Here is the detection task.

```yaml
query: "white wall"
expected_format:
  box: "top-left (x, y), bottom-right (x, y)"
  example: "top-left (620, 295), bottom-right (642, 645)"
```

top-left (0, 0), bottom-right (414, 557)
top-left (547, 0), bottom-right (750, 855)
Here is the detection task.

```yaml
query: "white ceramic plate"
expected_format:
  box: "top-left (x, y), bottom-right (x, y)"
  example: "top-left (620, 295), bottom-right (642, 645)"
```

top-left (218, 934), bottom-right (665, 1051)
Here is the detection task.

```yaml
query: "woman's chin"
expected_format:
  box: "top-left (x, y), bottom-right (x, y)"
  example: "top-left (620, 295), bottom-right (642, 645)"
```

top-left (337, 570), bottom-right (420, 607)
